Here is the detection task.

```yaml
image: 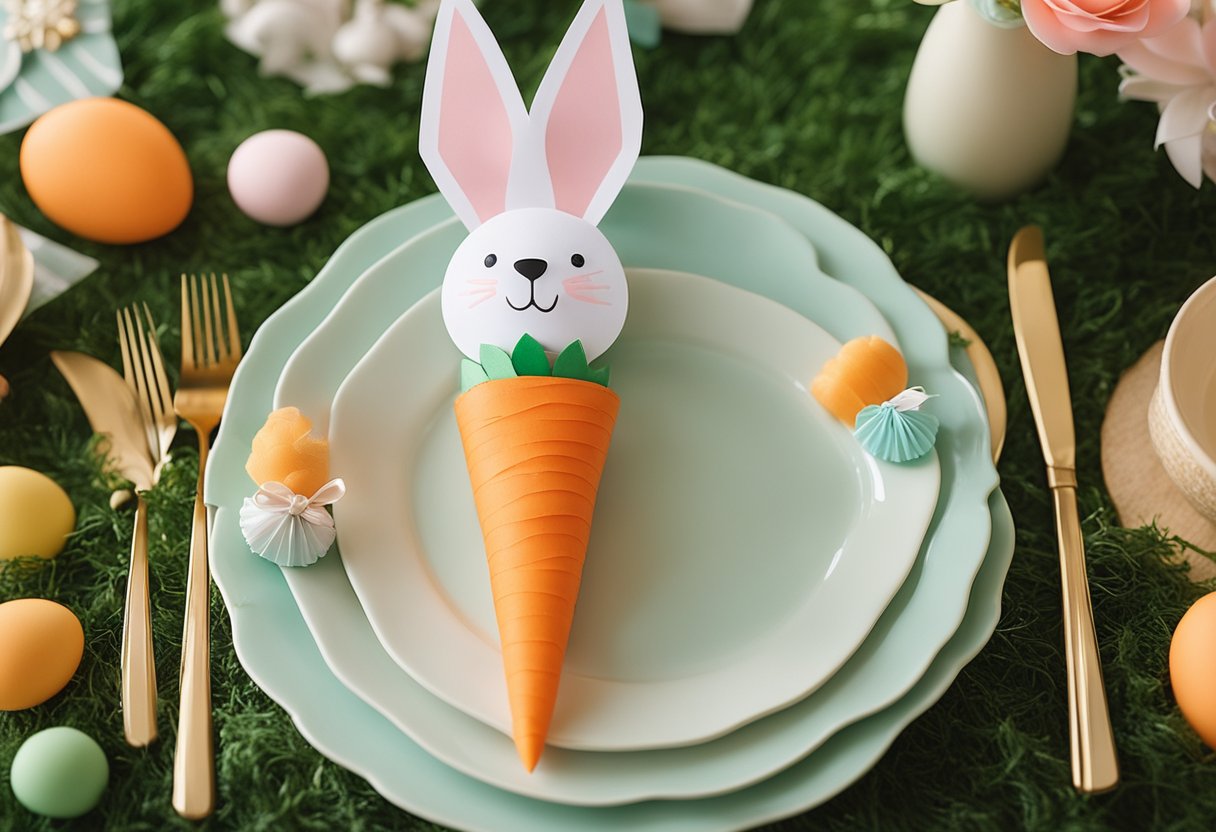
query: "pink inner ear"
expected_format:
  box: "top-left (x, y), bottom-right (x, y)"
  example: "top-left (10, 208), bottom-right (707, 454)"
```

top-left (545, 8), bottom-right (622, 219)
top-left (440, 12), bottom-right (514, 224)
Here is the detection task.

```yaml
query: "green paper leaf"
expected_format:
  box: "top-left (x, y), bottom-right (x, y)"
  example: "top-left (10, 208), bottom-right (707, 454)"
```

top-left (588, 365), bottom-right (611, 387)
top-left (479, 344), bottom-right (517, 380)
top-left (553, 340), bottom-right (592, 381)
top-left (511, 334), bottom-right (551, 377)
top-left (460, 359), bottom-right (490, 392)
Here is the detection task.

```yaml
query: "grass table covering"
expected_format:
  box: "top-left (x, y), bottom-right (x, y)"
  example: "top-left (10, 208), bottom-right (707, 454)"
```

top-left (2, 1), bottom-right (1215, 829)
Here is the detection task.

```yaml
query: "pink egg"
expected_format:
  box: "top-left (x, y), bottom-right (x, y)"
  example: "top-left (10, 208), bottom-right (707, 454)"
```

top-left (227, 130), bottom-right (329, 227)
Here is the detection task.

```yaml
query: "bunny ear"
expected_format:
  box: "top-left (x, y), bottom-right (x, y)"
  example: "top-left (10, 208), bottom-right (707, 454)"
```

top-left (420, 0), bottom-right (528, 230)
top-left (524, 0), bottom-right (642, 225)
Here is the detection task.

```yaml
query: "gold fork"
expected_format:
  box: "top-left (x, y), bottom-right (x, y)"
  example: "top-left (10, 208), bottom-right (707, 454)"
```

top-left (115, 304), bottom-right (177, 747)
top-left (172, 274), bottom-right (241, 819)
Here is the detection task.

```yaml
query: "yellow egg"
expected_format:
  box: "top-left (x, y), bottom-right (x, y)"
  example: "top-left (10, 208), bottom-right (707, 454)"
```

top-left (1170, 591), bottom-right (1216, 748)
top-left (20, 98), bottom-right (193, 244)
top-left (0, 599), bottom-right (84, 711)
top-left (0, 467), bottom-right (75, 561)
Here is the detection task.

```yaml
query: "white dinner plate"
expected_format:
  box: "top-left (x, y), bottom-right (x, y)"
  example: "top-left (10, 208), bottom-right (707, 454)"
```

top-left (330, 269), bottom-right (939, 752)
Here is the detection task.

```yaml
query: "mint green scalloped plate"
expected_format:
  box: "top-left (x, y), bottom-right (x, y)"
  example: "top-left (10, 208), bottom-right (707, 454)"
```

top-left (263, 184), bottom-right (956, 803)
top-left (208, 159), bottom-right (1009, 829)
top-left (279, 184), bottom-right (923, 756)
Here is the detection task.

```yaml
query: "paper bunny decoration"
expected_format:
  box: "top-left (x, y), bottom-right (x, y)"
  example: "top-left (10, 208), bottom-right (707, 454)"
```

top-left (420, 0), bottom-right (642, 362)
top-left (418, 0), bottom-right (640, 772)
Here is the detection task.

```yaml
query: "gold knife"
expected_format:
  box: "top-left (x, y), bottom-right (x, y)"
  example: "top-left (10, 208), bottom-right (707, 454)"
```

top-left (51, 350), bottom-right (160, 747)
top-left (1008, 227), bottom-right (1119, 793)
top-left (51, 351), bottom-right (155, 490)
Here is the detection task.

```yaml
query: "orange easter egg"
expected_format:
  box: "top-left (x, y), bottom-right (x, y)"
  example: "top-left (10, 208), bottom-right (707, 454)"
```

top-left (20, 98), bottom-right (193, 244)
top-left (0, 599), bottom-right (84, 711)
top-left (811, 336), bottom-right (908, 424)
top-left (1170, 591), bottom-right (1216, 748)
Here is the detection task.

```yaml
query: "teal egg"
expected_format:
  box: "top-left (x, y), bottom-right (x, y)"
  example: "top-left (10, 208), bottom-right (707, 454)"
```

top-left (10, 727), bottom-right (109, 818)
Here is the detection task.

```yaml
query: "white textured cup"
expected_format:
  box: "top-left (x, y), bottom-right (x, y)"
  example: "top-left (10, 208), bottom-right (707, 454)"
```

top-left (1148, 276), bottom-right (1216, 521)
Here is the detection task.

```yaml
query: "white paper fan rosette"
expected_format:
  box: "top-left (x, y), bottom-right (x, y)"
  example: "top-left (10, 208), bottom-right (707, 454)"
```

top-left (240, 478), bottom-right (345, 567)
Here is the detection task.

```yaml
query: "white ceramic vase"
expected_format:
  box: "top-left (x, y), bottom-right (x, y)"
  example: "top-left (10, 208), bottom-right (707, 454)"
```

top-left (903, 1), bottom-right (1078, 199)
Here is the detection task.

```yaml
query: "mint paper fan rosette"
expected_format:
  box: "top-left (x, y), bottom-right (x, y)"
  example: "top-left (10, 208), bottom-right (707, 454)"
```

top-left (0, 0), bottom-right (123, 135)
top-left (854, 388), bottom-right (941, 463)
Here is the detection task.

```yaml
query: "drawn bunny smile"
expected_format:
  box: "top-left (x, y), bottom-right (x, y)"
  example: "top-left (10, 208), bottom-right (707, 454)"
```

top-left (505, 258), bottom-right (559, 313)
top-left (506, 291), bottom-right (559, 313)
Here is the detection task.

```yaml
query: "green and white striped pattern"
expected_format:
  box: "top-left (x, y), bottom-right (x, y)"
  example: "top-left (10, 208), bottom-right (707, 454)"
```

top-left (0, 0), bottom-right (122, 134)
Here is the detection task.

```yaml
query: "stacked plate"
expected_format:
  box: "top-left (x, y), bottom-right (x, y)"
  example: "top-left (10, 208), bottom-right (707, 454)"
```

top-left (208, 157), bottom-right (1012, 831)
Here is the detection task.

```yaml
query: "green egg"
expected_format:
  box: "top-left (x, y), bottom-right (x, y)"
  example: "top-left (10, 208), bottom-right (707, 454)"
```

top-left (10, 727), bottom-right (108, 818)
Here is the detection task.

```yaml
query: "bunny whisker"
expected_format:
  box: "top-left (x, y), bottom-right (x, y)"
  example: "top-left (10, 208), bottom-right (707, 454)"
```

top-left (563, 272), bottom-right (612, 305)
top-left (565, 291), bottom-right (611, 306)
top-left (461, 279), bottom-right (498, 308)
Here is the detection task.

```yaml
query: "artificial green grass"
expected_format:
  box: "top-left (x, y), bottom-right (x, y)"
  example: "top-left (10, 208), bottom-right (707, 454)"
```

top-left (2, 0), bottom-right (1215, 829)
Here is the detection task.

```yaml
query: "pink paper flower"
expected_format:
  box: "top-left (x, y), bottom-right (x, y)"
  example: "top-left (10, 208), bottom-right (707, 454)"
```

top-left (1022, 0), bottom-right (1190, 56)
top-left (1118, 11), bottom-right (1216, 186)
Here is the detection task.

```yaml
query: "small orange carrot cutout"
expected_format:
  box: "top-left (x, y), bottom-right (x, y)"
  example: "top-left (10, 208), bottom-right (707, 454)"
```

top-left (454, 376), bottom-right (620, 771)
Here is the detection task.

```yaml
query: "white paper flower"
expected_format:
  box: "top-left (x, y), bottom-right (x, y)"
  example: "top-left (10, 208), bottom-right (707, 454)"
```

top-left (1118, 9), bottom-right (1216, 186)
top-left (3, 0), bottom-right (82, 53)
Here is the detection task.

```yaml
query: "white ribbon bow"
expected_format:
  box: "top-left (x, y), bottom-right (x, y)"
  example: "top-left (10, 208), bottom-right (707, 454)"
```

top-left (251, 479), bottom-right (347, 524)
top-left (884, 387), bottom-right (936, 412)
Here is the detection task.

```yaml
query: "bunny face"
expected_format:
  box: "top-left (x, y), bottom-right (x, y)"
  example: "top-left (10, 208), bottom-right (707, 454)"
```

top-left (442, 208), bottom-right (627, 361)
top-left (420, 0), bottom-right (643, 364)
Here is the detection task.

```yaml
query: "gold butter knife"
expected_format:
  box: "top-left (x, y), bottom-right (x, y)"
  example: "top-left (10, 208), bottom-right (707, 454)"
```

top-left (1008, 227), bottom-right (1119, 793)
top-left (51, 350), bottom-right (160, 747)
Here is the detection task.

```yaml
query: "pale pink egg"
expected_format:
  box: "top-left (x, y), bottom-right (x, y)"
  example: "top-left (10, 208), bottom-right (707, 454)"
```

top-left (227, 130), bottom-right (329, 227)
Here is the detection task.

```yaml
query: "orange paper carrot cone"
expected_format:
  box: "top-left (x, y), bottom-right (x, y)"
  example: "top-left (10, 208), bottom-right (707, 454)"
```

top-left (454, 376), bottom-right (620, 771)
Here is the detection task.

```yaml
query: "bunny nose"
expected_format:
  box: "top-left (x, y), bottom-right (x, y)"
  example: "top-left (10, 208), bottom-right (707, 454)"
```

top-left (513, 258), bottom-right (548, 282)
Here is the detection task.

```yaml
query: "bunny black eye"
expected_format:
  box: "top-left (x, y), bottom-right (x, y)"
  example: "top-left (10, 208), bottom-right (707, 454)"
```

top-left (570, 253), bottom-right (585, 268)
top-left (484, 254), bottom-right (497, 267)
